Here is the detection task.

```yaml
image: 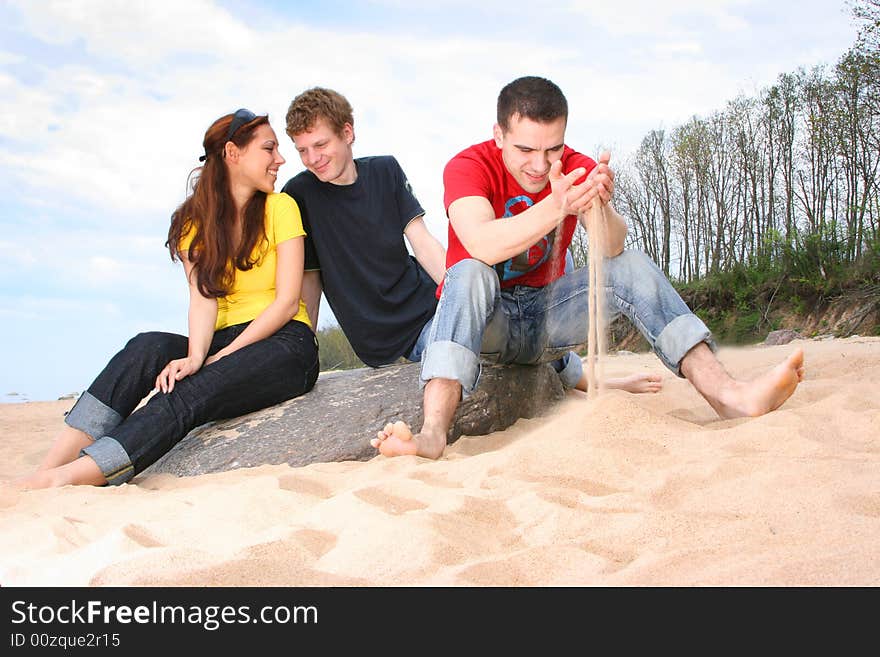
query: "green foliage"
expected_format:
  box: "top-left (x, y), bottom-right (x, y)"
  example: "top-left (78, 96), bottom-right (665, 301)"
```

top-left (776, 231), bottom-right (849, 285)
top-left (676, 231), bottom-right (880, 344)
top-left (788, 293), bottom-right (808, 315)
top-left (853, 234), bottom-right (880, 284)
top-left (315, 325), bottom-right (364, 371)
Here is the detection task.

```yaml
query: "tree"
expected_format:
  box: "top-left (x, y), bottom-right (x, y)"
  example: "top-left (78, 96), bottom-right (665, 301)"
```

top-left (610, 4), bottom-right (880, 294)
top-left (851, 0), bottom-right (880, 55)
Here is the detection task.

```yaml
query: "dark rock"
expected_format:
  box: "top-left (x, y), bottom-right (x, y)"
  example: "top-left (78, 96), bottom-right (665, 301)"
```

top-left (145, 361), bottom-right (565, 478)
top-left (763, 329), bottom-right (804, 346)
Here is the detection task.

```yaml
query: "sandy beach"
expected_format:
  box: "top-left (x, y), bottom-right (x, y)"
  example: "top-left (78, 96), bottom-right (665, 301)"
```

top-left (1, 336), bottom-right (878, 586)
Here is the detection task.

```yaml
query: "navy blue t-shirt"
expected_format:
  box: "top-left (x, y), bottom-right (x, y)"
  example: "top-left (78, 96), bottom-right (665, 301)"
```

top-left (281, 156), bottom-right (438, 366)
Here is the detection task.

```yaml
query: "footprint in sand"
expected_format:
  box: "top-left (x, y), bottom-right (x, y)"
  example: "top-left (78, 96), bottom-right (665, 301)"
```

top-left (122, 524), bottom-right (165, 548)
top-left (288, 528), bottom-right (337, 559)
top-left (277, 474), bottom-right (333, 499)
top-left (650, 474), bottom-right (697, 509)
top-left (837, 493), bottom-right (880, 518)
top-left (537, 488), bottom-right (583, 509)
top-left (579, 540), bottom-right (638, 574)
top-left (409, 470), bottom-right (463, 489)
top-left (428, 495), bottom-right (520, 566)
top-left (525, 474), bottom-right (622, 498)
top-left (51, 517), bottom-right (89, 549)
top-left (353, 486), bottom-right (428, 515)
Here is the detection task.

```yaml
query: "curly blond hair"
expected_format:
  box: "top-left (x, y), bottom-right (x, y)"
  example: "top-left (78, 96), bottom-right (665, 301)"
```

top-left (285, 87), bottom-right (354, 137)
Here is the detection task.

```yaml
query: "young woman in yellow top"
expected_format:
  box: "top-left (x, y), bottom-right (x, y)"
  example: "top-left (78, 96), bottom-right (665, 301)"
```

top-left (17, 109), bottom-right (318, 488)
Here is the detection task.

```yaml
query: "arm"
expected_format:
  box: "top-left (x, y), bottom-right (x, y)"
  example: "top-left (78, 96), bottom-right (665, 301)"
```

top-left (301, 270), bottom-right (322, 328)
top-left (205, 236), bottom-right (305, 364)
top-left (449, 160), bottom-right (592, 267)
top-left (404, 215), bottom-right (446, 285)
top-left (579, 203), bottom-right (628, 257)
top-left (155, 255), bottom-right (218, 393)
top-left (449, 194), bottom-right (562, 267)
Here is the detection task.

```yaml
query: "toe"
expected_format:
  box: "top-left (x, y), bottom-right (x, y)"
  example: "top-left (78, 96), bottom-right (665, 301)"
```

top-left (392, 420), bottom-right (413, 441)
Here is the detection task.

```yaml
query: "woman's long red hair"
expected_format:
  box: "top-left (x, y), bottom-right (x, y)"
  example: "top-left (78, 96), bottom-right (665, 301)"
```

top-left (167, 113), bottom-right (270, 298)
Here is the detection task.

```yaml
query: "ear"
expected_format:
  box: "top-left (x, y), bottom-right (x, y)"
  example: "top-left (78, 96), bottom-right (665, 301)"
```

top-left (493, 123), bottom-right (503, 148)
top-left (224, 141), bottom-right (239, 162)
top-left (342, 122), bottom-right (355, 145)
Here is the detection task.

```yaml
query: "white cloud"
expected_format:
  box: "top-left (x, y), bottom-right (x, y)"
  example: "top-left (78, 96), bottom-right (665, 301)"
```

top-left (655, 41), bottom-right (703, 55)
top-left (2, 0), bottom-right (858, 228)
top-left (0, 294), bottom-right (121, 320)
top-left (0, 240), bottom-right (37, 267)
top-left (9, 0), bottom-right (252, 63)
top-left (0, 6), bottom-right (584, 231)
top-left (568, 0), bottom-right (751, 37)
top-left (0, 228), bottom-right (183, 308)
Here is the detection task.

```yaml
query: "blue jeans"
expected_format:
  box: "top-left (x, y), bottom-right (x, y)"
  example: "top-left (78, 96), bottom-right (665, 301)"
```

top-left (65, 320), bottom-right (319, 485)
top-left (419, 251), bottom-right (714, 397)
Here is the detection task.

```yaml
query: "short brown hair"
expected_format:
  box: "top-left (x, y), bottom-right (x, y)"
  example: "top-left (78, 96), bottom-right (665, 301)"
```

top-left (497, 76), bottom-right (568, 132)
top-left (286, 87), bottom-right (354, 137)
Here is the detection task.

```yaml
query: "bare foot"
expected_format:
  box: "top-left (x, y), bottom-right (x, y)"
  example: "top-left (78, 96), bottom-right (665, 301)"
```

top-left (605, 372), bottom-right (663, 394)
top-left (371, 420), bottom-right (417, 456)
top-left (715, 348), bottom-right (805, 419)
top-left (10, 470), bottom-right (56, 490)
top-left (371, 420), bottom-right (446, 459)
top-left (10, 456), bottom-right (107, 490)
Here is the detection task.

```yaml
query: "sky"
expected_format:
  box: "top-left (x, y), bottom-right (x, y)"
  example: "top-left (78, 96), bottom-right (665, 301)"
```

top-left (0, 0), bottom-right (862, 402)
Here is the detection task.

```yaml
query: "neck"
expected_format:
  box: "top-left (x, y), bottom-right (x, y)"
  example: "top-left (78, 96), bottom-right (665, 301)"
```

top-left (230, 180), bottom-right (257, 215)
top-left (330, 157), bottom-right (358, 186)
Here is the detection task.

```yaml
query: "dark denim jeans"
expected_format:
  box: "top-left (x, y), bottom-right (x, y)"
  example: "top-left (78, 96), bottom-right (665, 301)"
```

top-left (419, 251), bottom-right (715, 397)
top-left (65, 320), bottom-right (319, 485)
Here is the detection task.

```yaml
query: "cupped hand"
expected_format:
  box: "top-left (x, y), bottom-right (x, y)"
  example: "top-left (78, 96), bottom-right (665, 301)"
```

top-left (549, 160), bottom-right (589, 216)
top-left (585, 151), bottom-right (614, 206)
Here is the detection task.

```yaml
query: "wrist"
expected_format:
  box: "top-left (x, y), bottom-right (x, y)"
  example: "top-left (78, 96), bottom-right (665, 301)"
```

top-left (541, 195), bottom-right (568, 224)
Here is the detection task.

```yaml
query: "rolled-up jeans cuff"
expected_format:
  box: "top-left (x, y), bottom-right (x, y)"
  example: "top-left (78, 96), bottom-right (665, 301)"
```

top-left (655, 314), bottom-right (717, 377)
top-left (64, 391), bottom-right (123, 440)
top-left (552, 351), bottom-right (583, 389)
top-left (81, 436), bottom-right (135, 486)
top-left (420, 340), bottom-right (481, 399)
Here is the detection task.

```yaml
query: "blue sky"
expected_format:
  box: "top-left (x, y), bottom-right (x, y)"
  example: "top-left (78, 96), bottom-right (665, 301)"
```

top-left (0, 0), bottom-right (860, 402)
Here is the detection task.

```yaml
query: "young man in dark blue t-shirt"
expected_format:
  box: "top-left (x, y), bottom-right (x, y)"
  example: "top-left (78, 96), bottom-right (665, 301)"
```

top-left (281, 87), bottom-right (446, 367)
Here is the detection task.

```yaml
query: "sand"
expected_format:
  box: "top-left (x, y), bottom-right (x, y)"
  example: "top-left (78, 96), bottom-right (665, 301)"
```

top-left (1, 337), bottom-right (878, 586)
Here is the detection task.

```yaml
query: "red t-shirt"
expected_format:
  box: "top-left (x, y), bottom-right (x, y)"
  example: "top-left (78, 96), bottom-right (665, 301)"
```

top-left (441, 139), bottom-right (595, 297)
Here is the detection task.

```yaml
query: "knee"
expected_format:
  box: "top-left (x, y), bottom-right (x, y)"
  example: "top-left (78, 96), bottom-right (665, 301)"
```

top-left (606, 251), bottom-right (680, 313)
top-left (610, 249), bottom-right (651, 270)
top-left (607, 250), bottom-right (662, 285)
top-left (124, 331), bottom-right (183, 356)
top-left (444, 259), bottom-right (499, 298)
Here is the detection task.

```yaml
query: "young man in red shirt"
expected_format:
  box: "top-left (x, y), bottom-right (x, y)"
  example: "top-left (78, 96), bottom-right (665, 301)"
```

top-left (373, 76), bottom-right (805, 459)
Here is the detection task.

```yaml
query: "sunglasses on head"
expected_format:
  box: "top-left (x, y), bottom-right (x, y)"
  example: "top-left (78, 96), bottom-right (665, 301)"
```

top-left (226, 108), bottom-right (258, 142)
top-left (199, 108), bottom-right (260, 162)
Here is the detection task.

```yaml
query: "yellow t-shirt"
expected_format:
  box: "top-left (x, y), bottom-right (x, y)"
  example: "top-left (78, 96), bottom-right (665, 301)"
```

top-left (179, 192), bottom-right (311, 331)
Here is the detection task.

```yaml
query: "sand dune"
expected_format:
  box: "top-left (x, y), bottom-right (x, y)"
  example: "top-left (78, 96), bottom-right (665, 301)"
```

top-left (1, 337), bottom-right (878, 586)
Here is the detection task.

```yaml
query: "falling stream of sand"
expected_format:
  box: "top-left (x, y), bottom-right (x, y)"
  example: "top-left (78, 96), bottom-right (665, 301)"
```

top-left (585, 202), bottom-right (607, 398)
